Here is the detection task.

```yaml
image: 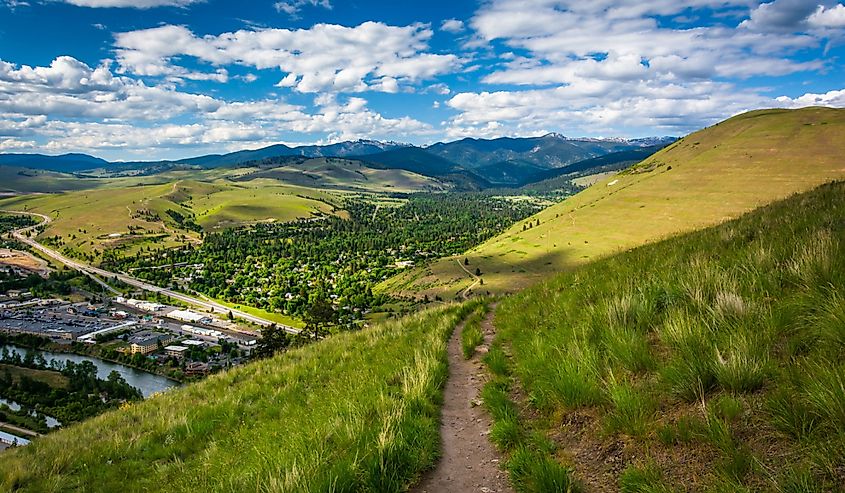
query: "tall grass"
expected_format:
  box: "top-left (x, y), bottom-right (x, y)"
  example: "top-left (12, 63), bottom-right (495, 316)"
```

top-left (494, 182), bottom-right (845, 491)
top-left (0, 302), bottom-right (479, 493)
top-left (461, 304), bottom-right (487, 359)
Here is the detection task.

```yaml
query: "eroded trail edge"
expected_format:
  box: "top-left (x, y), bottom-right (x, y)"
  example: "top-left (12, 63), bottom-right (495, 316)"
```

top-left (413, 305), bottom-right (513, 493)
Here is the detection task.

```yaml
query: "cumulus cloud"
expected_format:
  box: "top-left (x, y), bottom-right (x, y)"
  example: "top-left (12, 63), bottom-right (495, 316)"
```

top-left (808, 3), bottom-right (845, 28)
top-left (112, 22), bottom-right (461, 93)
top-left (442, 0), bottom-right (845, 139)
top-left (0, 56), bottom-right (434, 158)
top-left (60, 0), bottom-right (202, 8)
top-left (441, 19), bottom-right (465, 33)
top-left (776, 88), bottom-right (845, 106)
top-left (273, 0), bottom-right (331, 18)
top-left (739, 0), bottom-right (819, 32)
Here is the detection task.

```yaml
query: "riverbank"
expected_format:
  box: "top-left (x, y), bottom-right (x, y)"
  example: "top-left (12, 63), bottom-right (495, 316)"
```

top-left (1, 344), bottom-right (179, 398)
top-left (4, 337), bottom-right (184, 385)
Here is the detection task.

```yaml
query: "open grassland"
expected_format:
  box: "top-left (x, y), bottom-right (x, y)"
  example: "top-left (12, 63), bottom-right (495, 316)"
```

top-left (487, 182), bottom-right (845, 492)
top-left (0, 179), bottom-right (336, 258)
top-left (0, 301), bottom-right (480, 492)
top-left (234, 158), bottom-right (447, 193)
top-left (386, 107), bottom-right (845, 299)
top-left (0, 364), bottom-right (69, 389)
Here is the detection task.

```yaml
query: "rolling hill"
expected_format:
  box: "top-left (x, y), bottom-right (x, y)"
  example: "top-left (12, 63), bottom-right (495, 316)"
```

top-left (0, 178), bottom-right (340, 259)
top-left (382, 107), bottom-right (845, 298)
top-left (230, 157), bottom-right (448, 192)
top-left (0, 136), bottom-right (671, 190)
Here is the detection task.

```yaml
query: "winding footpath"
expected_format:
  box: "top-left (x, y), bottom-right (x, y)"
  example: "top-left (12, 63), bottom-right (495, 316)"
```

top-left (456, 259), bottom-right (482, 300)
top-left (1, 209), bottom-right (299, 334)
top-left (413, 306), bottom-right (512, 493)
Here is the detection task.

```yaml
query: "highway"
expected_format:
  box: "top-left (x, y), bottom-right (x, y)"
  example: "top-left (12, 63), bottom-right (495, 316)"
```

top-left (2, 210), bottom-right (300, 335)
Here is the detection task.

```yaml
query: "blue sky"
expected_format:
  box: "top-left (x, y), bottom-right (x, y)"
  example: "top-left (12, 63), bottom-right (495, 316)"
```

top-left (1, 0), bottom-right (844, 160)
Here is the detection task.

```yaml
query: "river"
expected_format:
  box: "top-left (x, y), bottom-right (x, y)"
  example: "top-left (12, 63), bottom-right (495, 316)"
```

top-left (0, 345), bottom-right (179, 397)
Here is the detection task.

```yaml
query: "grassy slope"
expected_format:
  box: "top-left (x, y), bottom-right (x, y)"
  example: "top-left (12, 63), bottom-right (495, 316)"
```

top-left (0, 179), bottom-right (335, 257)
top-left (0, 302), bottom-right (479, 492)
top-left (384, 107), bottom-right (845, 298)
top-left (236, 158), bottom-right (447, 193)
top-left (490, 182), bottom-right (845, 491)
top-left (0, 364), bottom-right (69, 389)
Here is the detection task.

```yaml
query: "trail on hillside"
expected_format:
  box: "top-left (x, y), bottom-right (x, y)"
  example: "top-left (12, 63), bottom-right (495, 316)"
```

top-left (412, 306), bottom-right (512, 493)
top-left (455, 259), bottom-right (480, 300)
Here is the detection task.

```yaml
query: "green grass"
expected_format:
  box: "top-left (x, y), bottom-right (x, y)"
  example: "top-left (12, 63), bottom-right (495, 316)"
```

top-left (0, 364), bottom-right (69, 389)
top-left (389, 107), bottom-right (845, 298)
top-left (460, 305), bottom-right (487, 358)
top-left (0, 301), bottom-right (480, 492)
top-left (202, 295), bottom-right (305, 329)
top-left (0, 178), bottom-right (337, 260)
top-left (491, 181), bottom-right (845, 490)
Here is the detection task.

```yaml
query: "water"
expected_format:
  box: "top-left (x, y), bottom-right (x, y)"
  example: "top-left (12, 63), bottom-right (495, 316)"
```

top-left (0, 345), bottom-right (179, 398)
top-left (0, 398), bottom-right (61, 428)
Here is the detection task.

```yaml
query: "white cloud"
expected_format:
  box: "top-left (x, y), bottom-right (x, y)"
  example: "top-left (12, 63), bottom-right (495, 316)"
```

top-left (60, 0), bottom-right (202, 8)
top-left (808, 4), bottom-right (845, 28)
top-left (113, 22), bottom-right (461, 93)
top-left (441, 0), bottom-right (843, 139)
top-left (776, 88), bottom-right (845, 106)
top-left (273, 0), bottom-right (331, 18)
top-left (441, 19), bottom-right (465, 33)
top-left (739, 0), bottom-right (818, 32)
top-left (0, 56), bottom-right (434, 158)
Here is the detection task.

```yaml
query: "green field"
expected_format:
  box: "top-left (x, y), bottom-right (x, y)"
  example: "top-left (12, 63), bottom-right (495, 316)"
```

top-left (486, 181), bottom-right (845, 491)
top-left (0, 301), bottom-right (480, 492)
top-left (0, 179), bottom-right (337, 259)
top-left (384, 107), bottom-right (845, 298)
top-left (201, 295), bottom-right (306, 329)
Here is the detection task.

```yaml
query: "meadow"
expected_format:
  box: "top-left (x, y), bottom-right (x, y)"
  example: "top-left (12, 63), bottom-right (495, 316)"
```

top-left (387, 107), bottom-right (845, 299)
top-left (487, 181), bottom-right (845, 491)
top-left (0, 300), bottom-right (481, 492)
top-left (0, 178), bottom-right (337, 260)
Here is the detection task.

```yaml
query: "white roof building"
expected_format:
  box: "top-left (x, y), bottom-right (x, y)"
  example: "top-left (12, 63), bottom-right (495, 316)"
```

top-left (167, 309), bottom-right (206, 323)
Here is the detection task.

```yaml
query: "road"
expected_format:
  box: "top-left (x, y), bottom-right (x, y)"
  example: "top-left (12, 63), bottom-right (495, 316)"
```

top-left (2, 210), bottom-right (300, 335)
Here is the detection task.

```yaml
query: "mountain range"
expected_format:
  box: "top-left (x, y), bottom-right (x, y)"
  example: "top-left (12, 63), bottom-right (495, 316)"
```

top-left (0, 134), bottom-right (676, 189)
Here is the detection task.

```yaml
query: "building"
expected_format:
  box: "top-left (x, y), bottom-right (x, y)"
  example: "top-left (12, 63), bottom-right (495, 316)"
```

top-left (128, 333), bottom-right (174, 355)
top-left (164, 345), bottom-right (189, 359)
top-left (185, 361), bottom-right (210, 376)
top-left (167, 309), bottom-right (207, 324)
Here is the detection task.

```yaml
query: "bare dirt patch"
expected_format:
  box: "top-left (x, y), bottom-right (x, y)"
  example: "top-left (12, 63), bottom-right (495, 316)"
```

top-left (0, 248), bottom-right (51, 276)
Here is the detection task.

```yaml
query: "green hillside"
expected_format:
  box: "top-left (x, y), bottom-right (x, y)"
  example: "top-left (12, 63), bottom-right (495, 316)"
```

top-left (0, 179), bottom-right (339, 259)
top-left (0, 302), bottom-right (481, 492)
top-left (486, 181), bottom-right (845, 491)
top-left (231, 157), bottom-right (447, 192)
top-left (383, 107), bottom-right (845, 299)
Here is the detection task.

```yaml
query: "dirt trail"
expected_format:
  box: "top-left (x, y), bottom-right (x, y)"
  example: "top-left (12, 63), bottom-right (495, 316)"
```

top-left (455, 259), bottom-right (481, 300)
top-left (412, 306), bottom-right (512, 493)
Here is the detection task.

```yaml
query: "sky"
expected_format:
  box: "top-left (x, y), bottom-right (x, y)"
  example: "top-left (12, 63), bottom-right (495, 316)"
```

top-left (1, 0), bottom-right (844, 161)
